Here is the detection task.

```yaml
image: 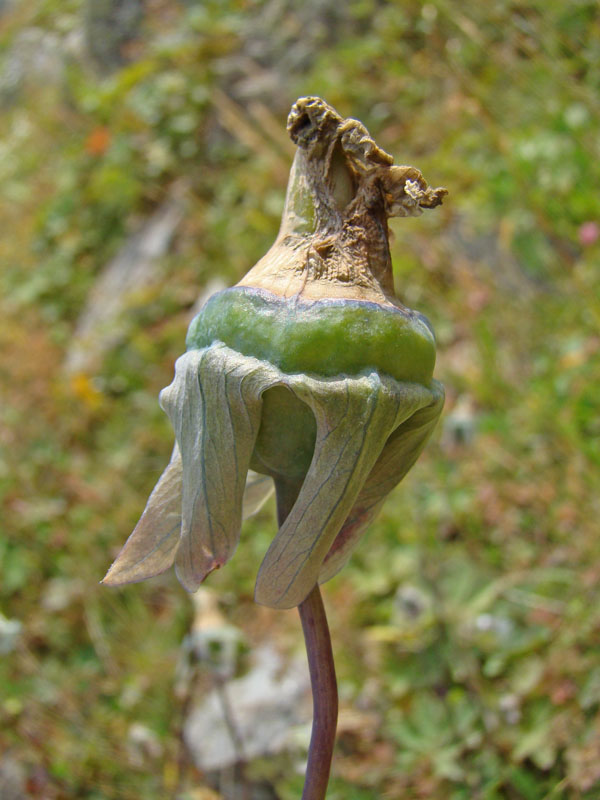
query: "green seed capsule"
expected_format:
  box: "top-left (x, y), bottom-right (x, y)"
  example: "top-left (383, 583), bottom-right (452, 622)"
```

top-left (186, 287), bottom-right (437, 385)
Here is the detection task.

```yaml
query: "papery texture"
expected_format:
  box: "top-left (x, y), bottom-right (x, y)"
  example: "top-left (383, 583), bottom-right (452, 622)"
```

top-left (319, 380), bottom-right (444, 583)
top-left (159, 347), bottom-right (279, 591)
top-left (103, 445), bottom-right (182, 585)
top-left (255, 372), bottom-right (441, 608)
top-left (105, 342), bottom-right (443, 608)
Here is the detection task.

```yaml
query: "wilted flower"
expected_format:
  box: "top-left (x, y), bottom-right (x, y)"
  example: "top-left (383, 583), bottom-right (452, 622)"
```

top-left (103, 97), bottom-right (446, 610)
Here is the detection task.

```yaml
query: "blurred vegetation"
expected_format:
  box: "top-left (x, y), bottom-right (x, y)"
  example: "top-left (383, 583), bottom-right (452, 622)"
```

top-left (1, 1), bottom-right (599, 798)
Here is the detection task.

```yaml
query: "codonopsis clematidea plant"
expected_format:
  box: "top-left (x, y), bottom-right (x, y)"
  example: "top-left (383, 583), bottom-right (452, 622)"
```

top-left (104, 96), bottom-right (446, 799)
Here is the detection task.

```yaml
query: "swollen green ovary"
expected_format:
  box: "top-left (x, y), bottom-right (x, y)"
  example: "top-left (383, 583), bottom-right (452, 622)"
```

top-left (250, 386), bottom-right (317, 481)
top-left (187, 287), bottom-right (436, 483)
top-left (187, 288), bottom-right (437, 386)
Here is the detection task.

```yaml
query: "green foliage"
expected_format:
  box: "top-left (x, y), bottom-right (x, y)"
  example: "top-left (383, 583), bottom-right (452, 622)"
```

top-left (1, 0), bottom-right (600, 798)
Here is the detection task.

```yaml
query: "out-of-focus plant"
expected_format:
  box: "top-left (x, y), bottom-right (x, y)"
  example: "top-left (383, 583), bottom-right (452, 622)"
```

top-left (4, 3), bottom-right (598, 797)
top-left (104, 96), bottom-right (446, 798)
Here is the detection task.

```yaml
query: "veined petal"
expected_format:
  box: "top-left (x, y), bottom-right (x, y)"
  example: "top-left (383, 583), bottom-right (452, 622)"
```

top-left (102, 457), bottom-right (274, 588)
top-left (319, 379), bottom-right (444, 583)
top-left (255, 371), bottom-right (401, 609)
top-left (102, 445), bottom-right (182, 586)
top-left (159, 345), bottom-right (278, 592)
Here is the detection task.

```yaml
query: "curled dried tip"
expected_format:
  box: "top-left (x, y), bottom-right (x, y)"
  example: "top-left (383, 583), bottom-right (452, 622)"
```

top-left (418, 186), bottom-right (448, 208)
top-left (287, 96), bottom-right (343, 147)
top-left (338, 118), bottom-right (394, 170)
top-left (382, 165), bottom-right (448, 218)
top-left (286, 96), bottom-right (447, 219)
top-left (287, 96), bottom-right (393, 172)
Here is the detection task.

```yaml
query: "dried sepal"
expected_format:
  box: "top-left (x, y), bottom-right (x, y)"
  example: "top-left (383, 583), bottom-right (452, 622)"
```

top-left (103, 454), bottom-right (274, 587)
top-left (255, 372), bottom-right (440, 608)
top-left (318, 380), bottom-right (444, 583)
top-left (105, 342), bottom-right (443, 609)
top-left (158, 346), bottom-right (281, 591)
top-left (103, 345), bottom-right (278, 589)
top-left (102, 445), bottom-right (182, 586)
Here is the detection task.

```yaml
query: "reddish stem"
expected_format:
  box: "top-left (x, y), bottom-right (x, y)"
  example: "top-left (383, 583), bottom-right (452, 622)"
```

top-left (276, 480), bottom-right (338, 800)
top-left (298, 584), bottom-right (338, 800)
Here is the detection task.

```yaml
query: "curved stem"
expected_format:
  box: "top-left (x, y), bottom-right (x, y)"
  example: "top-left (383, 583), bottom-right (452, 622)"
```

top-left (275, 479), bottom-right (338, 800)
top-left (298, 584), bottom-right (338, 800)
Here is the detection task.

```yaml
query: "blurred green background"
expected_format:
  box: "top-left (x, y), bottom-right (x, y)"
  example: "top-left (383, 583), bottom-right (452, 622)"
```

top-left (1, 1), bottom-right (599, 798)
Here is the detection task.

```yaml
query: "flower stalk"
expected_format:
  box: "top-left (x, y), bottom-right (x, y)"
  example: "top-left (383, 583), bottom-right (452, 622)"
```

top-left (277, 482), bottom-right (338, 800)
top-left (298, 585), bottom-right (338, 800)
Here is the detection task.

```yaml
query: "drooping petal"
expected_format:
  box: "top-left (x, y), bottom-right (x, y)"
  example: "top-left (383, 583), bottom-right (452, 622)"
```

top-left (319, 379), bottom-right (444, 583)
top-left (255, 371), bottom-right (402, 609)
top-left (159, 345), bottom-right (278, 592)
top-left (103, 458), bottom-right (275, 588)
top-left (102, 445), bottom-right (182, 586)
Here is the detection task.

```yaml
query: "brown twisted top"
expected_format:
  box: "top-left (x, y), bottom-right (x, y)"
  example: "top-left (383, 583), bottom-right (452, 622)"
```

top-left (238, 96), bottom-right (447, 306)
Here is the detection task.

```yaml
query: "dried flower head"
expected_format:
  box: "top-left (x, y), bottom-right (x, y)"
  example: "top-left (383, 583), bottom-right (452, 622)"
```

top-left (103, 97), bottom-right (445, 609)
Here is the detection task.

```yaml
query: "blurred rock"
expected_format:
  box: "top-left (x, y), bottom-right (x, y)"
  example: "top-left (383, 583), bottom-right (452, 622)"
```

top-left (395, 584), bottom-right (432, 622)
top-left (184, 645), bottom-right (311, 772)
top-left (41, 577), bottom-right (83, 613)
top-left (499, 693), bottom-right (521, 725)
top-left (127, 722), bottom-right (163, 767)
top-left (0, 0), bottom-right (15, 17)
top-left (442, 395), bottom-right (477, 449)
top-left (213, 0), bottom-right (359, 110)
top-left (0, 614), bottom-right (21, 656)
top-left (0, 756), bottom-right (25, 800)
top-left (0, 28), bottom-right (64, 105)
top-left (83, 0), bottom-right (144, 73)
top-left (64, 183), bottom-right (187, 376)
